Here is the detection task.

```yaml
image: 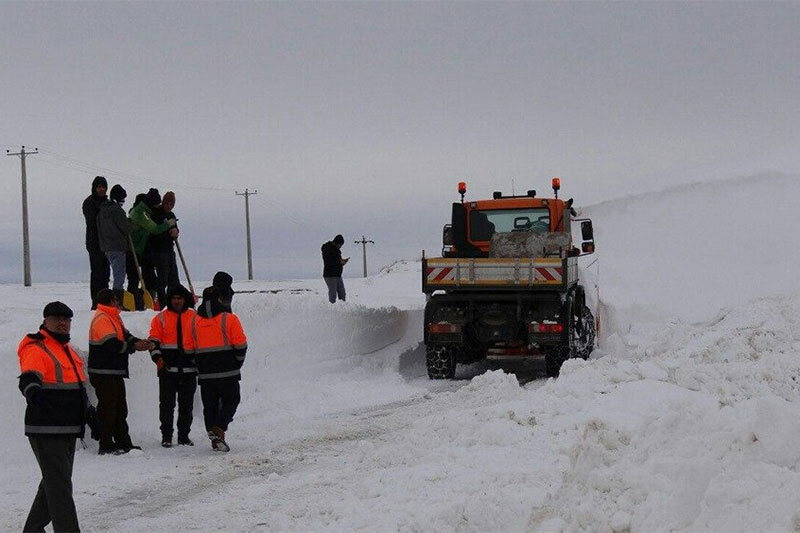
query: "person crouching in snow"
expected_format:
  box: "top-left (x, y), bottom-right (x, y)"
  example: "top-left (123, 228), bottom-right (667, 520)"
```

top-left (191, 277), bottom-right (247, 452)
top-left (148, 284), bottom-right (198, 447)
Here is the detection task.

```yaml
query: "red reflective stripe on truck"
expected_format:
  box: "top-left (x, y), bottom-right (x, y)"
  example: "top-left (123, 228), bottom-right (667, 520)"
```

top-left (433, 268), bottom-right (453, 282)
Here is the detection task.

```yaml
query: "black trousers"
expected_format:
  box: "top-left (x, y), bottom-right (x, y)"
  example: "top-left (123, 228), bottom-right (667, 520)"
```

top-left (126, 249), bottom-right (158, 307)
top-left (159, 372), bottom-right (197, 440)
top-left (200, 380), bottom-right (240, 432)
top-left (89, 374), bottom-right (132, 450)
top-left (153, 250), bottom-right (180, 306)
top-left (24, 436), bottom-right (79, 533)
top-left (88, 248), bottom-right (109, 309)
top-left (125, 251), bottom-right (144, 310)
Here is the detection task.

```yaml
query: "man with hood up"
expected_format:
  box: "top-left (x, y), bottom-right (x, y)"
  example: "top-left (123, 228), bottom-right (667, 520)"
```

top-left (190, 273), bottom-right (247, 452)
top-left (128, 188), bottom-right (175, 308)
top-left (97, 184), bottom-right (132, 306)
top-left (83, 176), bottom-right (110, 309)
top-left (148, 284), bottom-right (198, 447)
top-left (321, 234), bottom-right (349, 303)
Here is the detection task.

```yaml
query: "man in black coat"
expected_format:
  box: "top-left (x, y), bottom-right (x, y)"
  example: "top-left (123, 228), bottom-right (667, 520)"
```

top-left (150, 190), bottom-right (180, 306)
top-left (321, 234), bottom-right (349, 303)
top-left (82, 176), bottom-right (110, 309)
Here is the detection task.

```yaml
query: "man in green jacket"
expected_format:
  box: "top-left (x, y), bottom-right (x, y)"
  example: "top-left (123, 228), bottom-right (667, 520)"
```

top-left (127, 189), bottom-right (175, 309)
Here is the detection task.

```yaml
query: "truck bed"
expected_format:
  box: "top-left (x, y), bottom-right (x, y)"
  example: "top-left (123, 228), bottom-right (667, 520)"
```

top-left (423, 256), bottom-right (578, 293)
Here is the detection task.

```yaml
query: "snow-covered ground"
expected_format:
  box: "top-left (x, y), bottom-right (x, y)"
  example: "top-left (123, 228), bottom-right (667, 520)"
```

top-left (2, 173), bottom-right (799, 532)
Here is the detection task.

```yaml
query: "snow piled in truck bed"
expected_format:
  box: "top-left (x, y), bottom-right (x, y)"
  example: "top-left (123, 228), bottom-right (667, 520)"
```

top-left (2, 173), bottom-right (800, 532)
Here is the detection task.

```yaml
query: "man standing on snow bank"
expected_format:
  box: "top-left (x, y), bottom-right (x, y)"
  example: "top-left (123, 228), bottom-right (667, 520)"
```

top-left (83, 176), bottom-right (110, 309)
top-left (148, 284), bottom-right (197, 448)
top-left (88, 289), bottom-right (153, 454)
top-left (18, 301), bottom-right (95, 532)
top-left (97, 184), bottom-right (132, 306)
top-left (191, 276), bottom-right (247, 452)
top-left (150, 191), bottom-right (181, 307)
top-left (128, 188), bottom-right (174, 309)
top-left (321, 234), bottom-right (349, 303)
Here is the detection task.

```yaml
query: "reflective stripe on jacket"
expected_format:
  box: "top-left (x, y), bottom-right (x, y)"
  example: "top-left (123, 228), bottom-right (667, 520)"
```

top-left (149, 308), bottom-right (198, 374)
top-left (87, 304), bottom-right (132, 377)
top-left (191, 312), bottom-right (247, 381)
top-left (18, 329), bottom-right (87, 437)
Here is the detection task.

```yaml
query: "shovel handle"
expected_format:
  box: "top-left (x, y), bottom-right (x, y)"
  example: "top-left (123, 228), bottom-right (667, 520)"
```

top-left (127, 234), bottom-right (149, 295)
top-left (175, 239), bottom-right (197, 302)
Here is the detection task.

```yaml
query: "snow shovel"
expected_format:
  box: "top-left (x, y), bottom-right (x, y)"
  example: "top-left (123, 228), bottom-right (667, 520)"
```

top-left (121, 288), bottom-right (137, 312)
top-left (175, 239), bottom-right (198, 303)
top-left (127, 235), bottom-right (155, 310)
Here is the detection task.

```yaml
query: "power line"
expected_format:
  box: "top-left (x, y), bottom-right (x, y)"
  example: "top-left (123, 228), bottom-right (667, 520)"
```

top-left (37, 148), bottom-right (237, 192)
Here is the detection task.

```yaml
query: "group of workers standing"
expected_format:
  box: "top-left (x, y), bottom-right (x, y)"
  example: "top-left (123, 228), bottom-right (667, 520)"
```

top-left (17, 176), bottom-right (356, 531)
top-left (83, 175), bottom-right (179, 311)
top-left (16, 176), bottom-right (249, 532)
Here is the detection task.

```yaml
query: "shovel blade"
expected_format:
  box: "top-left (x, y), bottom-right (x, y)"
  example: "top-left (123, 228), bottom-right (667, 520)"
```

top-left (122, 291), bottom-right (136, 312)
top-left (143, 291), bottom-right (155, 310)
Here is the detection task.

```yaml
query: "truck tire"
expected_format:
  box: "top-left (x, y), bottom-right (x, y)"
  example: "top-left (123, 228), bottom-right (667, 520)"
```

top-left (575, 306), bottom-right (596, 360)
top-left (545, 347), bottom-right (570, 378)
top-left (426, 345), bottom-right (456, 379)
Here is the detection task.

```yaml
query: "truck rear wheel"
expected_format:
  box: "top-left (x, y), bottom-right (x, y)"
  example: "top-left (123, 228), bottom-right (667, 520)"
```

top-left (575, 306), bottom-right (596, 360)
top-left (426, 345), bottom-right (456, 379)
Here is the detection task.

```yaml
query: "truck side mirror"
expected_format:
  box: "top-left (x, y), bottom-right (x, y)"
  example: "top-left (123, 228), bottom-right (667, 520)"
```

top-left (442, 224), bottom-right (454, 246)
top-left (581, 220), bottom-right (594, 241)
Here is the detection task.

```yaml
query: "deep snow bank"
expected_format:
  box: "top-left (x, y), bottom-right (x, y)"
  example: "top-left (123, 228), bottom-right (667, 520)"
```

top-left (584, 172), bottom-right (800, 323)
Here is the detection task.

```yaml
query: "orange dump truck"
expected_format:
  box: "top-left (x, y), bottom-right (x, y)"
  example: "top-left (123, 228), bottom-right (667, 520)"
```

top-left (422, 179), bottom-right (596, 379)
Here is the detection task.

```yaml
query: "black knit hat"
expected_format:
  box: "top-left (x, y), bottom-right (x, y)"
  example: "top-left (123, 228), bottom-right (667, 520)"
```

top-left (212, 271), bottom-right (234, 303)
top-left (110, 184), bottom-right (127, 203)
top-left (92, 176), bottom-right (108, 193)
top-left (145, 188), bottom-right (161, 207)
top-left (213, 271), bottom-right (233, 290)
top-left (42, 301), bottom-right (73, 319)
top-left (333, 234), bottom-right (344, 245)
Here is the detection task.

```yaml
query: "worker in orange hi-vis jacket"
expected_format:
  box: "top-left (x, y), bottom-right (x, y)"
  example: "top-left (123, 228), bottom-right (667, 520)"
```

top-left (18, 301), bottom-right (98, 532)
top-left (148, 284), bottom-right (198, 448)
top-left (87, 288), bottom-right (153, 455)
top-left (191, 274), bottom-right (247, 452)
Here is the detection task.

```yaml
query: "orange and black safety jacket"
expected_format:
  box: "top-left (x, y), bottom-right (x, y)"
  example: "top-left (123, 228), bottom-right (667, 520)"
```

top-left (88, 304), bottom-right (138, 377)
top-left (191, 311), bottom-right (247, 382)
top-left (149, 307), bottom-right (197, 374)
top-left (18, 329), bottom-right (88, 437)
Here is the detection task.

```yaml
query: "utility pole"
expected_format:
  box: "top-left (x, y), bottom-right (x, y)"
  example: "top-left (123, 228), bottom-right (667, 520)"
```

top-left (235, 188), bottom-right (257, 280)
top-left (354, 235), bottom-right (375, 278)
top-left (6, 146), bottom-right (38, 286)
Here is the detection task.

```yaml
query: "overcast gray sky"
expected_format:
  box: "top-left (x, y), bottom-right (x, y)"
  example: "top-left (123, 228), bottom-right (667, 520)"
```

top-left (2, 1), bottom-right (799, 285)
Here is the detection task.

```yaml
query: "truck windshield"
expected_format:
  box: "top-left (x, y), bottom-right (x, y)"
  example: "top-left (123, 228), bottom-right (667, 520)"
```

top-left (469, 208), bottom-right (550, 241)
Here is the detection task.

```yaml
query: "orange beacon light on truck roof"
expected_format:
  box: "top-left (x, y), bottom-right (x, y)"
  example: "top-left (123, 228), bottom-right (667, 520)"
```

top-left (552, 177), bottom-right (561, 198)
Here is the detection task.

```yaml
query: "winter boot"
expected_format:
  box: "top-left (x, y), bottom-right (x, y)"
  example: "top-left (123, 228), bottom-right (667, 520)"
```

top-left (177, 436), bottom-right (194, 446)
top-left (98, 444), bottom-right (117, 455)
top-left (209, 426), bottom-right (229, 452)
top-left (161, 437), bottom-right (172, 448)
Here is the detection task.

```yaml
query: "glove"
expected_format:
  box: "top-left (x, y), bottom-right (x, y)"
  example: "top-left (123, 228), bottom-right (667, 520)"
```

top-left (156, 357), bottom-right (165, 371)
top-left (25, 386), bottom-right (42, 407)
top-left (86, 405), bottom-right (100, 441)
